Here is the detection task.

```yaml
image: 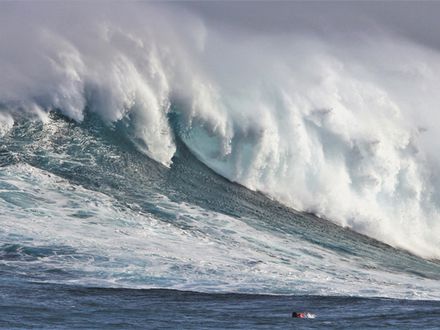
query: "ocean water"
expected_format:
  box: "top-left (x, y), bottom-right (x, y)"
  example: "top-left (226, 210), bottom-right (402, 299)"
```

top-left (1, 115), bottom-right (440, 328)
top-left (2, 2), bottom-right (440, 328)
top-left (3, 284), bottom-right (440, 329)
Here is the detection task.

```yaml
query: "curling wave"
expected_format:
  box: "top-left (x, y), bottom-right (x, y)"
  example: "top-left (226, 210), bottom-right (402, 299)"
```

top-left (1, 2), bottom-right (440, 258)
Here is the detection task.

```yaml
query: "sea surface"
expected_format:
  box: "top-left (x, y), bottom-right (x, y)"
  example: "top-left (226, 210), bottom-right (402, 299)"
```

top-left (3, 283), bottom-right (440, 329)
top-left (2, 2), bottom-right (440, 328)
top-left (1, 115), bottom-right (440, 328)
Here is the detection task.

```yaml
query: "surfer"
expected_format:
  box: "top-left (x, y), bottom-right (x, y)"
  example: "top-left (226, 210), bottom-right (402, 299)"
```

top-left (292, 312), bottom-right (315, 318)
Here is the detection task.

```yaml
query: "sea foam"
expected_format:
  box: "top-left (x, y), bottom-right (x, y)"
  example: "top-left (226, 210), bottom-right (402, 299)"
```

top-left (1, 2), bottom-right (440, 258)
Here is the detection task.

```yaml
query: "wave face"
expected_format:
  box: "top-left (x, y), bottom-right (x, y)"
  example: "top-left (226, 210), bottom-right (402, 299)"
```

top-left (2, 115), bottom-right (440, 300)
top-left (1, 2), bottom-right (440, 261)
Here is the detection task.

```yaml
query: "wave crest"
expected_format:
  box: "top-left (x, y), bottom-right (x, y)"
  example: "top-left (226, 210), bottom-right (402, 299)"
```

top-left (1, 2), bottom-right (440, 258)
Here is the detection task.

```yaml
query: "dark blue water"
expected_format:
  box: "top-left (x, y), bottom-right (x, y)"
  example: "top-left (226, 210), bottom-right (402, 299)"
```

top-left (2, 279), bottom-right (440, 329)
top-left (1, 114), bottom-right (440, 328)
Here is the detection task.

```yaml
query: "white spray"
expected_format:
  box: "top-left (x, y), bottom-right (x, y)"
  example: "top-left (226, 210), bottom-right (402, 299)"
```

top-left (1, 2), bottom-right (440, 258)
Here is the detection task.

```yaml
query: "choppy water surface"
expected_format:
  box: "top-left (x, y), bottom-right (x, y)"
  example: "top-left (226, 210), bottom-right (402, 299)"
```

top-left (2, 2), bottom-right (440, 328)
top-left (1, 116), bottom-right (440, 328)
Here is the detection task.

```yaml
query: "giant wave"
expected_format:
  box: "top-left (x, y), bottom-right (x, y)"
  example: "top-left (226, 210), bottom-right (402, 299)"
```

top-left (1, 2), bottom-right (440, 259)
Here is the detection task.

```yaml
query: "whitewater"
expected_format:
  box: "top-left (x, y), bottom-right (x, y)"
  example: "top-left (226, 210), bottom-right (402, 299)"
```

top-left (2, 2), bottom-right (440, 328)
top-left (2, 2), bottom-right (440, 258)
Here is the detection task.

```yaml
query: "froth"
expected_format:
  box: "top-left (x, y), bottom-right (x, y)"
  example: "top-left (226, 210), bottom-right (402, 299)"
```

top-left (1, 3), bottom-right (440, 258)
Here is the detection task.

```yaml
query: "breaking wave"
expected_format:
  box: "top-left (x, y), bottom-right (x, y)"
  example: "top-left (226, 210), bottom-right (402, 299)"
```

top-left (1, 2), bottom-right (440, 258)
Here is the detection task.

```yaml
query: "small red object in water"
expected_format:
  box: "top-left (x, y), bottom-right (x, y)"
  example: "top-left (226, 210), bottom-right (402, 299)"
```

top-left (292, 312), bottom-right (305, 318)
top-left (292, 311), bottom-right (315, 318)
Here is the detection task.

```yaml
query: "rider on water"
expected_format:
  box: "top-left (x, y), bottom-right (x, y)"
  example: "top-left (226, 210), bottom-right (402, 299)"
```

top-left (292, 312), bottom-right (315, 318)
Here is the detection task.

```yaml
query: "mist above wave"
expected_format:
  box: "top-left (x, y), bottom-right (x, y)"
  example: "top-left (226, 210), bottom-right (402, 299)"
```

top-left (1, 2), bottom-right (440, 258)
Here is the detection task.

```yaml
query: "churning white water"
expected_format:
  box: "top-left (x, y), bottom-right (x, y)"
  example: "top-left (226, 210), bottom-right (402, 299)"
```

top-left (1, 2), bottom-right (440, 258)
